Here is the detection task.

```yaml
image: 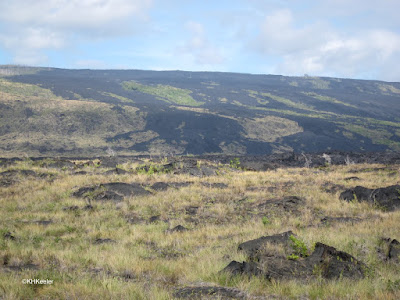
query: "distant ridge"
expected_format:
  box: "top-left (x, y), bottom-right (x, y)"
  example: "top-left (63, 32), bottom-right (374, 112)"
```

top-left (1, 66), bottom-right (400, 157)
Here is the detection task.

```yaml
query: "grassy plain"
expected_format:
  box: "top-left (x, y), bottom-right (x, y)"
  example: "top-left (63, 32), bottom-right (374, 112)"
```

top-left (0, 159), bottom-right (399, 299)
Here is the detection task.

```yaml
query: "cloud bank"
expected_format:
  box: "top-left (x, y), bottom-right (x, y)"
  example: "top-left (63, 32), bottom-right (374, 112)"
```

top-left (251, 8), bottom-right (400, 80)
top-left (0, 0), bottom-right (399, 81)
top-left (0, 0), bottom-right (153, 64)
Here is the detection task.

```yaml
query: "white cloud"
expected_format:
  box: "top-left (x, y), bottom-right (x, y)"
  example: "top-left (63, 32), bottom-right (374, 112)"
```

top-left (177, 21), bottom-right (225, 66)
top-left (252, 9), bottom-right (400, 81)
top-left (1, 28), bottom-right (65, 50)
top-left (254, 10), bottom-right (331, 55)
top-left (0, 0), bottom-right (152, 30)
top-left (0, 0), bottom-right (153, 65)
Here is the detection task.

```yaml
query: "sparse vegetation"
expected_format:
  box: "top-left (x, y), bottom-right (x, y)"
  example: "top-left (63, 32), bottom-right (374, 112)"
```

top-left (122, 81), bottom-right (204, 107)
top-left (229, 157), bottom-right (240, 169)
top-left (302, 91), bottom-right (357, 108)
top-left (289, 235), bottom-right (309, 257)
top-left (261, 216), bottom-right (270, 226)
top-left (260, 91), bottom-right (314, 111)
top-left (1, 67), bottom-right (400, 155)
top-left (1, 65), bottom-right (400, 299)
top-left (240, 116), bottom-right (303, 143)
top-left (0, 157), bottom-right (399, 299)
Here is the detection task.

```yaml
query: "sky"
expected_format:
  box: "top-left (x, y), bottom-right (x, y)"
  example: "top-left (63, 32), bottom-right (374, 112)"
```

top-left (0, 0), bottom-right (399, 81)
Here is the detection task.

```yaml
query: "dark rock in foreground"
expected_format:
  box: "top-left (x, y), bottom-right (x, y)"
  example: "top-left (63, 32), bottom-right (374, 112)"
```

top-left (0, 169), bottom-right (52, 186)
top-left (151, 182), bottom-right (170, 191)
top-left (100, 157), bottom-right (135, 168)
top-left (73, 170), bottom-right (88, 175)
top-left (148, 215), bottom-right (161, 223)
top-left (344, 176), bottom-right (360, 181)
top-left (238, 231), bottom-right (295, 259)
top-left (255, 196), bottom-right (305, 215)
top-left (94, 238), bottom-right (116, 245)
top-left (3, 232), bottom-right (16, 240)
top-left (340, 185), bottom-right (400, 211)
top-left (43, 160), bottom-right (76, 169)
top-left (173, 286), bottom-right (249, 299)
top-left (73, 182), bottom-right (151, 202)
top-left (378, 238), bottom-right (400, 263)
top-left (222, 233), bottom-right (366, 281)
top-left (166, 225), bottom-right (188, 233)
top-left (222, 261), bottom-right (265, 278)
top-left (172, 159), bottom-right (221, 177)
top-left (307, 242), bottom-right (366, 279)
top-left (0, 169), bottom-right (37, 177)
top-left (103, 167), bottom-right (129, 175)
top-left (62, 206), bottom-right (80, 211)
top-left (135, 159), bottom-right (224, 177)
top-left (3, 263), bottom-right (39, 272)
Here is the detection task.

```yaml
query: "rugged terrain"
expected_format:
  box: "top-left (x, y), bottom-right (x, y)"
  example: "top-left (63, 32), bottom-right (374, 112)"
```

top-left (1, 66), bottom-right (400, 299)
top-left (0, 155), bottom-right (399, 299)
top-left (1, 65), bottom-right (400, 157)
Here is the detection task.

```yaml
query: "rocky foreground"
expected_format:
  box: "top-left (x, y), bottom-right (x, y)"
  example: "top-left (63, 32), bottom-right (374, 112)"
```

top-left (0, 154), bottom-right (399, 299)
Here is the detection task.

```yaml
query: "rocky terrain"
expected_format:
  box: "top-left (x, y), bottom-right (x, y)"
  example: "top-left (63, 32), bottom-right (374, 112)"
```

top-left (1, 65), bottom-right (400, 157)
top-left (0, 154), bottom-right (399, 299)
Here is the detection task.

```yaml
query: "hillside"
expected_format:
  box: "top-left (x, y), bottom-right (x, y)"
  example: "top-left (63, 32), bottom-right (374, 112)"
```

top-left (1, 65), bottom-right (400, 157)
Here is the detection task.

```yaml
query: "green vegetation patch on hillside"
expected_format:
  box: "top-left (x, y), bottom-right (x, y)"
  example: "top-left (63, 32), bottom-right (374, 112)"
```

top-left (232, 100), bottom-right (329, 119)
top-left (246, 90), bottom-right (269, 105)
top-left (305, 76), bottom-right (331, 89)
top-left (240, 116), bottom-right (303, 142)
top-left (340, 123), bottom-right (400, 150)
top-left (122, 81), bottom-right (204, 106)
top-left (302, 92), bottom-right (357, 108)
top-left (0, 78), bottom-right (62, 100)
top-left (0, 79), bottom-right (147, 156)
top-left (377, 83), bottom-right (400, 94)
top-left (260, 92), bottom-right (314, 111)
top-left (100, 92), bottom-right (134, 103)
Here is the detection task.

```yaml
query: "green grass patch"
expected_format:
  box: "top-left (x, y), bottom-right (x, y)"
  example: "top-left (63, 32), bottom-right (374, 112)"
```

top-left (122, 81), bottom-right (204, 107)
top-left (302, 92), bottom-right (357, 108)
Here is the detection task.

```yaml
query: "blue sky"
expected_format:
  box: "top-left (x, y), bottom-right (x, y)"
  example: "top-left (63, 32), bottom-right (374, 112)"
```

top-left (0, 0), bottom-right (399, 81)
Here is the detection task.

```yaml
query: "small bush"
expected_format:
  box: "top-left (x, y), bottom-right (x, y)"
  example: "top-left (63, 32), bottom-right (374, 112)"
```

top-left (287, 254), bottom-right (300, 260)
top-left (289, 235), bottom-right (309, 257)
top-left (229, 158), bottom-right (240, 169)
top-left (262, 216), bottom-right (270, 226)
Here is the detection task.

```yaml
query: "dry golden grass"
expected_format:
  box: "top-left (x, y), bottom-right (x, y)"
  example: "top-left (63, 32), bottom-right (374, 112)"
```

top-left (0, 160), bottom-right (399, 299)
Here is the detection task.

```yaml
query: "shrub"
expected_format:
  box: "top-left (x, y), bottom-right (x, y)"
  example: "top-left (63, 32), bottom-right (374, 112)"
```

top-left (262, 216), bottom-right (270, 226)
top-left (289, 235), bottom-right (309, 257)
top-left (230, 157), bottom-right (240, 169)
top-left (287, 254), bottom-right (300, 260)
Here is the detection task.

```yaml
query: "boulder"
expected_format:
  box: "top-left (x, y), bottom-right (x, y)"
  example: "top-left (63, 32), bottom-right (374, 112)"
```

top-left (223, 234), bottom-right (367, 281)
top-left (174, 286), bottom-right (249, 299)
top-left (73, 182), bottom-right (151, 202)
top-left (340, 185), bottom-right (400, 211)
top-left (238, 231), bottom-right (295, 259)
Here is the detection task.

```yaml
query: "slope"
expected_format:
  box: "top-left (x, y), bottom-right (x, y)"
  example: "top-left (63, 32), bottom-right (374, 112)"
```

top-left (1, 65), bottom-right (400, 157)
